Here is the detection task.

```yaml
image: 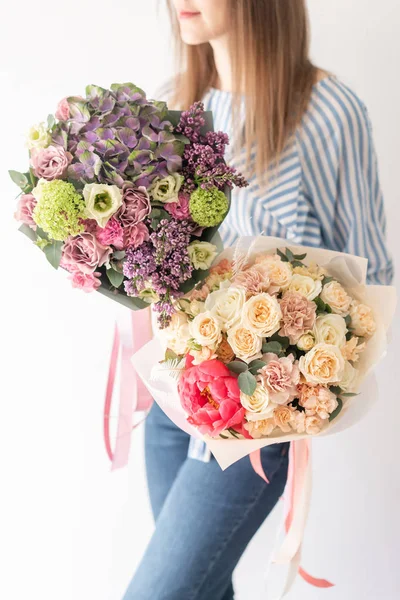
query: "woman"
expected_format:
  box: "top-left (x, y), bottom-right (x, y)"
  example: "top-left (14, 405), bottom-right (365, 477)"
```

top-left (123, 1), bottom-right (393, 598)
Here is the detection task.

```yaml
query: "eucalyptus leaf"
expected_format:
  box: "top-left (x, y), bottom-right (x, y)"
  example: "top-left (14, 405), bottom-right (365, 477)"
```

top-left (112, 250), bottom-right (126, 260)
top-left (106, 268), bottom-right (124, 288)
top-left (228, 361), bottom-right (249, 374)
top-left (35, 226), bottom-right (49, 240)
top-left (9, 170), bottom-right (29, 190)
top-left (262, 341), bottom-right (282, 355)
top-left (47, 114), bottom-right (55, 129)
top-left (329, 397), bottom-right (343, 422)
top-left (248, 360), bottom-right (267, 375)
top-left (270, 333), bottom-right (290, 350)
top-left (238, 371), bottom-right (257, 396)
top-left (43, 241), bottom-right (63, 269)
top-left (18, 223), bottom-right (37, 242)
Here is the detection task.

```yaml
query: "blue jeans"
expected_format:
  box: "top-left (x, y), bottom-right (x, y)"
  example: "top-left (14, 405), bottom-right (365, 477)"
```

top-left (122, 402), bottom-right (289, 600)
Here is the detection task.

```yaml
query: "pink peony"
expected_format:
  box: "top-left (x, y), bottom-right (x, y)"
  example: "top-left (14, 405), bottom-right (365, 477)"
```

top-left (279, 291), bottom-right (317, 344)
top-left (119, 183), bottom-right (151, 227)
top-left (68, 270), bottom-right (101, 293)
top-left (96, 217), bottom-right (124, 250)
top-left (14, 193), bottom-right (37, 229)
top-left (258, 353), bottom-right (300, 404)
top-left (164, 192), bottom-right (191, 220)
top-left (298, 383), bottom-right (338, 420)
top-left (123, 222), bottom-right (150, 249)
top-left (62, 232), bottom-right (111, 274)
top-left (31, 145), bottom-right (72, 180)
top-left (178, 356), bottom-right (245, 437)
top-left (55, 98), bottom-right (70, 121)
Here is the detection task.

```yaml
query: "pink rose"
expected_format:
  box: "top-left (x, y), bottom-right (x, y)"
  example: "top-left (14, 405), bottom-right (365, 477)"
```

top-left (55, 98), bottom-right (70, 121)
top-left (258, 353), bottom-right (300, 404)
top-left (164, 192), bottom-right (191, 220)
top-left (119, 183), bottom-right (151, 227)
top-left (178, 356), bottom-right (245, 437)
top-left (298, 383), bottom-right (338, 420)
top-left (62, 232), bottom-right (111, 274)
top-left (68, 270), bottom-right (101, 293)
top-left (96, 217), bottom-right (124, 250)
top-left (279, 291), bottom-right (317, 344)
top-left (14, 193), bottom-right (37, 229)
top-left (31, 145), bottom-right (72, 180)
top-left (123, 222), bottom-right (150, 249)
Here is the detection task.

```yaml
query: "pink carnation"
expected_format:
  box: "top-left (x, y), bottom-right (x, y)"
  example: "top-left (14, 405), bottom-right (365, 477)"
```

top-left (55, 98), bottom-right (70, 121)
top-left (96, 217), bottom-right (124, 250)
top-left (123, 222), bottom-right (150, 249)
top-left (14, 193), bottom-right (37, 229)
top-left (258, 353), bottom-right (300, 404)
top-left (178, 356), bottom-right (245, 437)
top-left (298, 384), bottom-right (338, 420)
top-left (164, 192), bottom-right (191, 220)
top-left (31, 145), bottom-right (72, 180)
top-left (279, 291), bottom-right (317, 344)
top-left (62, 232), bottom-right (111, 274)
top-left (233, 266), bottom-right (270, 295)
top-left (68, 270), bottom-right (101, 293)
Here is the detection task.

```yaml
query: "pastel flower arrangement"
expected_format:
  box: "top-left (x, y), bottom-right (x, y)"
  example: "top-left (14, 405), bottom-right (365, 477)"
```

top-left (10, 83), bottom-right (247, 327)
top-left (156, 246), bottom-right (378, 439)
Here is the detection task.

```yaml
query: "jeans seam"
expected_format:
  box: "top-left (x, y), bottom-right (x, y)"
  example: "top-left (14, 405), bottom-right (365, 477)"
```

top-left (188, 453), bottom-right (288, 600)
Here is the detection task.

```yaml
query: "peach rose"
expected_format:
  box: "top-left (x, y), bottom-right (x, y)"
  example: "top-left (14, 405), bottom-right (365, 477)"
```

top-left (242, 293), bottom-right (282, 336)
top-left (320, 281), bottom-right (352, 316)
top-left (189, 311), bottom-right (222, 349)
top-left (273, 405), bottom-right (294, 433)
top-left (341, 337), bottom-right (366, 362)
top-left (227, 325), bottom-right (263, 362)
top-left (292, 262), bottom-right (326, 281)
top-left (255, 254), bottom-right (293, 289)
top-left (287, 274), bottom-right (322, 301)
top-left (190, 346), bottom-right (218, 365)
top-left (313, 314), bottom-right (347, 347)
top-left (299, 343), bottom-right (345, 385)
top-left (349, 301), bottom-right (376, 338)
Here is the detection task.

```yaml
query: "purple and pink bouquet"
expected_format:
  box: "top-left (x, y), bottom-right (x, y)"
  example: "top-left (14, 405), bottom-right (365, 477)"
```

top-left (11, 83), bottom-right (247, 327)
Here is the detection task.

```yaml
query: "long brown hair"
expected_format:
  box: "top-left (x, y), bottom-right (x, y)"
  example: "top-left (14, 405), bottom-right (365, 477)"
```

top-left (167, 0), bottom-right (321, 181)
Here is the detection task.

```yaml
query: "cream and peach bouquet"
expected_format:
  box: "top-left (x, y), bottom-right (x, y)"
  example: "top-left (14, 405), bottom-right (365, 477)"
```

top-left (132, 236), bottom-right (396, 469)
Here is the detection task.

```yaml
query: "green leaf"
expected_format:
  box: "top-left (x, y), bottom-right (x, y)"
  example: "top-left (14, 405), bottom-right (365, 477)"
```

top-left (322, 276), bottom-right (334, 285)
top-left (314, 296), bottom-right (326, 313)
top-left (228, 360), bottom-right (249, 374)
top-left (106, 268), bottom-right (124, 288)
top-left (344, 314), bottom-right (352, 327)
top-left (47, 114), bottom-right (55, 129)
top-left (276, 248), bottom-right (289, 262)
top-left (227, 428), bottom-right (241, 439)
top-left (345, 331), bottom-right (353, 341)
top-left (35, 226), bottom-right (49, 240)
top-left (329, 397), bottom-right (343, 422)
top-left (9, 170), bottom-right (29, 190)
top-left (43, 241), bottom-right (63, 269)
top-left (329, 385), bottom-right (343, 396)
top-left (325, 303), bottom-right (333, 314)
top-left (340, 392), bottom-right (359, 397)
top-left (292, 260), bottom-right (305, 267)
top-left (238, 371), bottom-right (257, 396)
top-left (112, 250), bottom-right (126, 260)
top-left (285, 248), bottom-right (295, 262)
top-left (165, 348), bottom-right (179, 361)
top-left (293, 253), bottom-right (307, 260)
top-left (18, 223), bottom-right (37, 242)
top-left (219, 433), bottom-right (229, 439)
top-left (270, 333), bottom-right (290, 350)
top-left (262, 341), bottom-right (282, 354)
top-left (248, 359), bottom-right (267, 375)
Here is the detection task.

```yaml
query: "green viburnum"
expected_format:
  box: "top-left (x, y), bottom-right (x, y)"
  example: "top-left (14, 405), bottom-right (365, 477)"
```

top-left (189, 186), bottom-right (229, 227)
top-left (32, 179), bottom-right (85, 241)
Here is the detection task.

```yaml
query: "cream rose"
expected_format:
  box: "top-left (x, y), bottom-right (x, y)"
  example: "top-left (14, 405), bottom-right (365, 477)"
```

top-left (227, 325), bottom-right (263, 363)
top-left (340, 360), bottom-right (358, 392)
top-left (188, 241), bottom-right (218, 270)
top-left (205, 285), bottom-right (246, 332)
top-left (190, 346), bottom-right (218, 365)
top-left (189, 300), bottom-right (206, 317)
top-left (297, 333), bottom-right (316, 351)
top-left (189, 311), bottom-right (222, 348)
top-left (287, 274), bottom-right (322, 301)
top-left (160, 312), bottom-right (191, 355)
top-left (299, 343), bottom-right (345, 385)
top-left (273, 405), bottom-right (294, 433)
top-left (313, 314), bottom-right (347, 347)
top-left (240, 385), bottom-right (274, 419)
top-left (83, 183), bottom-right (123, 228)
top-left (242, 293), bottom-right (282, 336)
top-left (349, 301), bottom-right (376, 338)
top-left (26, 122), bottom-right (51, 150)
top-left (255, 254), bottom-right (293, 289)
top-left (320, 281), bottom-right (352, 316)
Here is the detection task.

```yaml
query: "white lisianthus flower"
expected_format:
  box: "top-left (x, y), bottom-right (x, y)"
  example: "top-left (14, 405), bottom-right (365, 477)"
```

top-left (313, 314), bottom-right (347, 347)
top-left (188, 241), bottom-right (218, 270)
top-left (287, 274), bottom-right (322, 301)
top-left (149, 173), bottom-right (183, 203)
top-left (340, 360), bottom-right (358, 392)
top-left (242, 293), bottom-right (282, 336)
top-left (83, 183), bottom-right (123, 228)
top-left (26, 122), bottom-right (51, 150)
top-left (299, 342), bottom-right (345, 385)
top-left (205, 285), bottom-right (246, 332)
top-left (227, 324), bottom-right (263, 363)
top-left (189, 311), bottom-right (222, 348)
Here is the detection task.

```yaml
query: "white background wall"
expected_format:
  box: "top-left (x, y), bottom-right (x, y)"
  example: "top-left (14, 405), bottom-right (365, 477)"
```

top-left (1, 1), bottom-right (399, 599)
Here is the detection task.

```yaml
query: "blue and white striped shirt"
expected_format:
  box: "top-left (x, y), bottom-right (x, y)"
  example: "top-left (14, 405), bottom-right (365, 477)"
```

top-left (162, 75), bottom-right (393, 285)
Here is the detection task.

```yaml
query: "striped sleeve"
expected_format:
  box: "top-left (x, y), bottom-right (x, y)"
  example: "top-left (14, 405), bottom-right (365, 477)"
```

top-left (298, 78), bottom-right (394, 285)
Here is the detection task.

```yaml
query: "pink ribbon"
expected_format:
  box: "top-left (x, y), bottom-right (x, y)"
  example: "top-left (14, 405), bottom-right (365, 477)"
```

top-left (103, 308), bottom-right (153, 470)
